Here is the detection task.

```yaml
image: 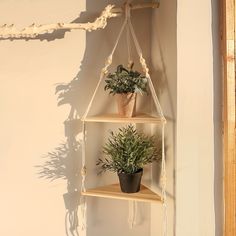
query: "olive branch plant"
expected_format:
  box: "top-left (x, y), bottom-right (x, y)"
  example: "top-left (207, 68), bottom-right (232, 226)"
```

top-left (97, 125), bottom-right (162, 175)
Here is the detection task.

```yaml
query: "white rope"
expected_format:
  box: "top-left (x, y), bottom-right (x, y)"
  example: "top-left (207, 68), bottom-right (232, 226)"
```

top-left (125, 0), bottom-right (133, 68)
top-left (127, 10), bottom-right (168, 233)
top-left (127, 123), bottom-right (138, 228)
top-left (126, 24), bottom-right (133, 68)
top-left (128, 20), bottom-right (143, 63)
top-left (128, 201), bottom-right (138, 229)
top-left (127, 18), bottom-right (166, 121)
top-left (110, 19), bottom-right (128, 61)
top-left (147, 75), bottom-right (166, 120)
top-left (128, 201), bottom-right (134, 228)
top-left (126, 5), bottom-right (136, 220)
top-left (161, 124), bottom-right (167, 236)
top-left (82, 9), bottom-right (128, 120)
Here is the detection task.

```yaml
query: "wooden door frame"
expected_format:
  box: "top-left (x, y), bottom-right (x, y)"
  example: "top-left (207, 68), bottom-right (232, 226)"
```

top-left (222, 0), bottom-right (236, 235)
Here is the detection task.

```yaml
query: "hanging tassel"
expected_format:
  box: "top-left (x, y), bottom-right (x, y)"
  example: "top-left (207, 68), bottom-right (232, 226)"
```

top-left (128, 201), bottom-right (138, 229)
top-left (161, 124), bottom-right (168, 236)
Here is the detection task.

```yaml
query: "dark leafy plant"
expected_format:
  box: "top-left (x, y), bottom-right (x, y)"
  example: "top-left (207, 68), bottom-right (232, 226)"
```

top-left (104, 64), bottom-right (148, 95)
top-left (97, 125), bottom-right (161, 174)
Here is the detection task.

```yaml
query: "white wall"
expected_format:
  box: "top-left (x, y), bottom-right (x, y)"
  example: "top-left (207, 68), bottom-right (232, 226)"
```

top-left (176, 0), bottom-right (220, 235)
top-left (151, 0), bottom-right (222, 235)
top-left (0, 1), bottom-right (153, 236)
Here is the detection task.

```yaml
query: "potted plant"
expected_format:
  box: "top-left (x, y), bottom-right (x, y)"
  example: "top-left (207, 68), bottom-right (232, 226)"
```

top-left (97, 125), bottom-right (161, 193)
top-left (104, 64), bottom-right (148, 118)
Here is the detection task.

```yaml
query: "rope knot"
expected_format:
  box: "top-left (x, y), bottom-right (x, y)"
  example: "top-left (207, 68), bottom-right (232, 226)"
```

top-left (125, 1), bottom-right (131, 19)
top-left (81, 166), bottom-right (87, 176)
top-left (161, 173), bottom-right (167, 187)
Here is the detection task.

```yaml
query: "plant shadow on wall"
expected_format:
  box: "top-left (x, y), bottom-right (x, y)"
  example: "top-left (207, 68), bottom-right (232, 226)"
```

top-left (34, 10), bottom-right (96, 232)
top-left (34, 3), bottom-right (115, 235)
top-left (34, 3), bottom-right (113, 235)
top-left (36, 119), bottom-right (83, 236)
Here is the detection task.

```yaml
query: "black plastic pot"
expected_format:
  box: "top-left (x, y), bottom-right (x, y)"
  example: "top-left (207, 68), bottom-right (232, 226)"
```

top-left (118, 169), bottom-right (143, 193)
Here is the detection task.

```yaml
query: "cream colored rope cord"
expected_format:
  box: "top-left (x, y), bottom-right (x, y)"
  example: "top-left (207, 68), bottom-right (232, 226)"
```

top-left (126, 4), bottom-right (167, 236)
top-left (128, 19), bottom-right (165, 120)
top-left (128, 200), bottom-right (138, 228)
top-left (125, 1), bottom-right (138, 229)
top-left (82, 14), bottom-right (128, 120)
top-left (161, 124), bottom-right (167, 236)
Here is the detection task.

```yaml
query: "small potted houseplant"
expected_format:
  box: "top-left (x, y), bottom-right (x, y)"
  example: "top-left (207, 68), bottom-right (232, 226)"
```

top-left (104, 64), bottom-right (148, 118)
top-left (97, 125), bottom-right (161, 193)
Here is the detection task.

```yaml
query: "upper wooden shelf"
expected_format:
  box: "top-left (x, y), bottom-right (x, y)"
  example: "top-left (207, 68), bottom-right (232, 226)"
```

top-left (82, 183), bottom-right (162, 203)
top-left (82, 113), bottom-right (165, 124)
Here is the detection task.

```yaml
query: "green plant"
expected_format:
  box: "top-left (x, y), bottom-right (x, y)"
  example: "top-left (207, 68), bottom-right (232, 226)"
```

top-left (97, 125), bottom-right (161, 174)
top-left (104, 64), bottom-right (148, 95)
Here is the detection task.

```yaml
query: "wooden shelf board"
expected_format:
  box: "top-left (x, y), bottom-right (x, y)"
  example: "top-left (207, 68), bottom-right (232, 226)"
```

top-left (82, 113), bottom-right (165, 124)
top-left (82, 183), bottom-right (162, 203)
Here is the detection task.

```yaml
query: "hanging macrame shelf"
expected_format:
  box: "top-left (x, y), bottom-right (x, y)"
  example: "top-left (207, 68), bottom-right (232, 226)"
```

top-left (79, 2), bottom-right (168, 234)
top-left (82, 184), bottom-right (162, 203)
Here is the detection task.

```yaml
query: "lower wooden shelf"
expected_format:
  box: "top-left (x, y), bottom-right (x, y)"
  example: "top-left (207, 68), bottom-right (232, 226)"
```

top-left (81, 183), bottom-right (162, 203)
